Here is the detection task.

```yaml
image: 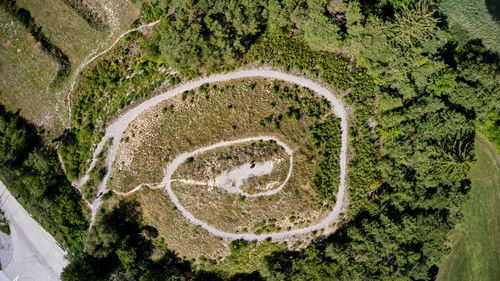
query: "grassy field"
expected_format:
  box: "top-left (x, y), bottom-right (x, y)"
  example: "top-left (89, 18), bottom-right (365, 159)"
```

top-left (437, 134), bottom-right (500, 281)
top-left (0, 0), bottom-right (140, 134)
top-left (0, 8), bottom-right (60, 129)
top-left (440, 0), bottom-right (500, 53)
top-left (16, 0), bottom-right (140, 68)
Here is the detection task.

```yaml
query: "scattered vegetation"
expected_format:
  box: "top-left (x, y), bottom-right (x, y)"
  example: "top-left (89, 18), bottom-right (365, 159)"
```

top-left (82, 138), bottom-right (112, 202)
top-left (111, 78), bottom-right (330, 195)
top-left (114, 78), bottom-right (337, 242)
top-left (173, 140), bottom-right (290, 195)
top-left (266, 84), bottom-right (341, 203)
top-left (61, 0), bottom-right (107, 30)
top-left (61, 33), bottom-right (179, 180)
top-left (245, 31), bottom-right (380, 216)
top-left (200, 239), bottom-right (287, 277)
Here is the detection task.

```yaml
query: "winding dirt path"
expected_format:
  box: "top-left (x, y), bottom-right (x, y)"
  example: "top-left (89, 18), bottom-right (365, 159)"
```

top-left (78, 69), bottom-right (348, 241)
top-left (65, 20), bottom-right (161, 123)
top-left (61, 19), bottom-right (160, 191)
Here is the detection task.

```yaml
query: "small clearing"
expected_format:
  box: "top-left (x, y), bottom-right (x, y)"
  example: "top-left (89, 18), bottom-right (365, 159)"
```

top-left (215, 161), bottom-right (274, 194)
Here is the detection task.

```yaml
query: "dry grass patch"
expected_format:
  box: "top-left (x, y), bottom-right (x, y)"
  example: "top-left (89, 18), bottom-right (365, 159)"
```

top-left (128, 188), bottom-right (230, 261)
top-left (104, 77), bottom-right (342, 273)
top-left (124, 188), bottom-right (314, 276)
top-left (110, 78), bottom-right (325, 194)
top-left (171, 180), bottom-right (330, 234)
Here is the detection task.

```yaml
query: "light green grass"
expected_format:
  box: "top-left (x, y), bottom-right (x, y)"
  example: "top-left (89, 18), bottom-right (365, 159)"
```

top-left (440, 0), bottom-right (500, 53)
top-left (438, 134), bottom-right (500, 281)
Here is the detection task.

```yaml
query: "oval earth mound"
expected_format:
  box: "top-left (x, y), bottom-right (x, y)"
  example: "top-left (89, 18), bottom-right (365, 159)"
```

top-left (79, 70), bottom-right (348, 242)
top-left (168, 137), bottom-right (328, 234)
top-left (172, 138), bottom-right (293, 197)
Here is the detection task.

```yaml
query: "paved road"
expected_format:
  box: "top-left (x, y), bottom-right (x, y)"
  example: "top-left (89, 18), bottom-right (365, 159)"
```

top-left (0, 182), bottom-right (67, 281)
top-left (77, 69), bottom-right (348, 238)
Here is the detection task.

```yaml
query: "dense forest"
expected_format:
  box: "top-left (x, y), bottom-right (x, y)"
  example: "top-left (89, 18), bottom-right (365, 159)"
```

top-left (59, 0), bottom-right (500, 280)
top-left (0, 106), bottom-right (88, 248)
top-left (0, 0), bottom-right (498, 280)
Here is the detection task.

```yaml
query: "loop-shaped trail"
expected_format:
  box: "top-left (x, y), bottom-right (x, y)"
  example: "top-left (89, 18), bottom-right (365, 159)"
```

top-left (79, 69), bottom-right (349, 241)
top-left (163, 137), bottom-right (294, 197)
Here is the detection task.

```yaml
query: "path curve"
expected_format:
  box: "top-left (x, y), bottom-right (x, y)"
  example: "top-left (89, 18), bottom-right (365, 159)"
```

top-left (59, 20), bottom-right (161, 191)
top-left (65, 20), bottom-right (161, 123)
top-left (161, 136), bottom-right (293, 197)
top-left (81, 69), bottom-right (348, 240)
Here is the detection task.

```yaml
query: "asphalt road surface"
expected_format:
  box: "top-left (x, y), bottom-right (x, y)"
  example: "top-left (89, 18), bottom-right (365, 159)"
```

top-left (0, 182), bottom-right (66, 281)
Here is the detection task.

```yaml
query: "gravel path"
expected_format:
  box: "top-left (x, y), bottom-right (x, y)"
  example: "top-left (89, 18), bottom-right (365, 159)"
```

top-left (59, 19), bottom-right (161, 192)
top-left (78, 69), bottom-right (348, 240)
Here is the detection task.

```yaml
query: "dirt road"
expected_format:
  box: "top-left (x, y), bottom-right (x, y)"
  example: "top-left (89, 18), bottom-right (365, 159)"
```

top-left (76, 69), bottom-right (348, 240)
